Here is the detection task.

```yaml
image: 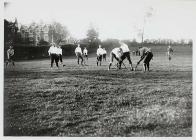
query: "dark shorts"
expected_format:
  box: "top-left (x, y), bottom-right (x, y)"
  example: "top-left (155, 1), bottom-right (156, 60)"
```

top-left (76, 52), bottom-right (83, 58)
top-left (97, 55), bottom-right (102, 61)
top-left (120, 52), bottom-right (132, 64)
top-left (8, 55), bottom-right (14, 62)
top-left (144, 52), bottom-right (153, 64)
top-left (59, 54), bottom-right (62, 62)
top-left (103, 54), bottom-right (106, 58)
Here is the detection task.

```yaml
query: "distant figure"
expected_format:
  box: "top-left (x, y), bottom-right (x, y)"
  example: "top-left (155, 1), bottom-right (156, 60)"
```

top-left (6, 45), bottom-right (15, 67)
top-left (75, 44), bottom-right (84, 65)
top-left (119, 41), bottom-right (133, 70)
top-left (48, 43), bottom-right (59, 69)
top-left (83, 47), bottom-right (88, 60)
top-left (135, 47), bottom-right (153, 72)
top-left (102, 48), bottom-right (107, 61)
top-left (96, 45), bottom-right (104, 66)
top-left (167, 45), bottom-right (174, 61)
top-left (136, 48), bottom-right (140, 56)
top-left (108, 47), bottom-right (123, 70)
top-left (57, 45), bottom-right (65, 67)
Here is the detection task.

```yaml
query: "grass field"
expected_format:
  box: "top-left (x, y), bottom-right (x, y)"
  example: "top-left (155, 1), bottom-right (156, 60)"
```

top-left (4, 46), bottom-right (192, 136)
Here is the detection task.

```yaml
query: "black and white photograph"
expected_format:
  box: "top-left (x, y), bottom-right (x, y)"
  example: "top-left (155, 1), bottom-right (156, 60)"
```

top-left (2, 0), bottom-right (195, 137)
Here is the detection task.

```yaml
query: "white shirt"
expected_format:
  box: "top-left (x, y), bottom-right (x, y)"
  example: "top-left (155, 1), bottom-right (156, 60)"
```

top-left (57, 47), bottom-right (62, 55)
top-left (103, 49), bottom-right (107, 54)
top-left (120, 43), bottom-right (130, 53)
top-left (112, 48), bottom-right (123, 58)
top-left (75, 46), bottom-right (82, 54)
top-left (97, 48), bottom-right (104, 56)
top-left (83, 49), bottom-right (88, 55)
top-left (48, 46), bottom-right (56, 55)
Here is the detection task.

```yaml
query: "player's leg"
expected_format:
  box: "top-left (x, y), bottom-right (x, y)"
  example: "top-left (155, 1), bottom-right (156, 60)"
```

top-left (144, 52), bottom-right (153, 71)
top-left (12, 60), bottom-right (15, 66)
top-left (143, 63), bottom-right (147, 71)
top-left (80, 55), bottom-right (84, 65)
top-left (108, 53), bottom-right (114, 70)
top-left (6, 59), bottom-right (9, 67)
top-left (119, 53), bottom-right (126, 69)
top-left (125, 52), bottom-right (133, 70)
top-left (76, 53), bottom-right (80, 64)
top-left (100, 55), bottom-right (102, 66)
top-left (97, 56), bottom-right (99, 66)
top-left (51, 54), bottom-right (54, 68)
top-left (146, 63), bottom-right (150, 71)
top-left (60, 54), bottom-right (63, 64)
top-left (55, 55), bottom-right (59, 68)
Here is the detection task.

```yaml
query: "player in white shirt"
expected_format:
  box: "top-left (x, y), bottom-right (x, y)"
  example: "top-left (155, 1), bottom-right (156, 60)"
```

top-left (48, 43), bottom-right (59, 68)
top-left (119, 41), bottom-right (133, 70)
top-left (83, 47), bottom-right (88, 60)
top-left (57, 45), bottom-right (65, 67)
top-left (102, 48), bottom-right (107, 61)
top-left (167, 45), bottom-right (174, 61)
top-left (75, 44), bottom-right (84, 65)
top-left (108, 47), bottom-right (123, 70)
top-left (96, 45), bottom-right (104, 66)
top-left (6, 45), bottom-right (15, 67)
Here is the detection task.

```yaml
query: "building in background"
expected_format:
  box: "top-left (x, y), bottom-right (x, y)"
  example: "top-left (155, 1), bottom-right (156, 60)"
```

top-left (18, 22), bottom-right (50, 45)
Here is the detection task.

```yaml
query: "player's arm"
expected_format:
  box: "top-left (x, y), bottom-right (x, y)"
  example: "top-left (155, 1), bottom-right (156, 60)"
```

top-left (48, 48), bottom-right (51, 56)
top-left (137, 54), bottom-right (145, 65)
top-left (7, 50), bottom-right (10, 59)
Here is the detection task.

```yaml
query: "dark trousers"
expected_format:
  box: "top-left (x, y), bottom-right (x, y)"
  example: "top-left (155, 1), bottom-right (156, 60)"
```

top-left (144, 52), bottom-right (153, 64)
top-left (76, 53), bottom-right (83, 65)
top-left (6, 55), bottom-right (15, 66)
top-left (59, 54), bottom-right (63, 63)
top-left (103, 54), bottom-right (106, 61)
top-left (51, 54), bottom-right (59, 67)
top-left (119, 52), bottom-right (132, 69)
top-left (97, 55), bottom-right (102, 66)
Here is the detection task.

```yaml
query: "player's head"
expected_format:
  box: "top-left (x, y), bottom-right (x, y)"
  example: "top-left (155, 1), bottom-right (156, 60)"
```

top-left (9, 45), bottom-right (13, 49)
top-left (99, 45), bottom-right (102, 48)
top-left (168, 45), bottom-right (171, 48)
top-left (77, 44), bottom-right (80, 47)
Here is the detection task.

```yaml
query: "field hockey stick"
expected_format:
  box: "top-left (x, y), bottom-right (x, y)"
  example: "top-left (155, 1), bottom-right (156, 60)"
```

top-left (134, 64), bottom-right (138, 71)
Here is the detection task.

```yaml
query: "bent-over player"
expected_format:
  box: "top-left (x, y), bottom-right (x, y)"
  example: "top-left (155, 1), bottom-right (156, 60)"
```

top-left (108, 47), bottom-right (123, 70)
top-left (135, 47), bottom-right (153, 72)
top-left (119, 41), bottom-right (134, 70)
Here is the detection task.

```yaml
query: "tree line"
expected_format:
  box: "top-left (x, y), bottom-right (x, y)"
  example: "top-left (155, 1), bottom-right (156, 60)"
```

top-left (4, 19), bottom-right (192, 60)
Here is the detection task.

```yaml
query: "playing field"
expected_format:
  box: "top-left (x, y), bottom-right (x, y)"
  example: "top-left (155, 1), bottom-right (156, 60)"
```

top-left (4, 45), bottom-right (192, 136)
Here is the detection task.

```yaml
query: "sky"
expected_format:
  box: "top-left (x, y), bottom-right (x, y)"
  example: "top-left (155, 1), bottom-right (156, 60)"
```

top-left (3, 0), bottom-right (196, 41)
